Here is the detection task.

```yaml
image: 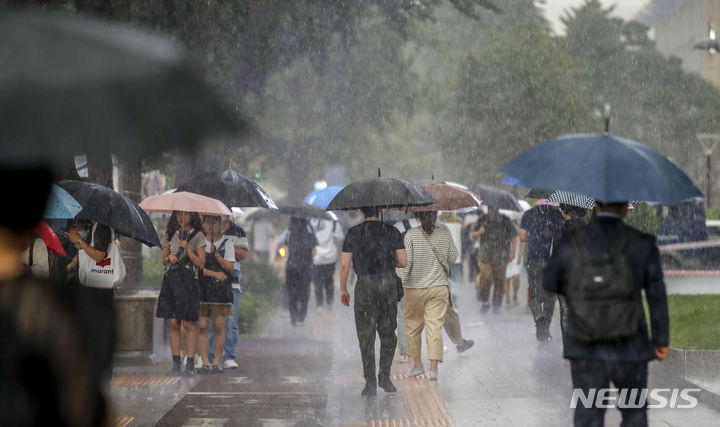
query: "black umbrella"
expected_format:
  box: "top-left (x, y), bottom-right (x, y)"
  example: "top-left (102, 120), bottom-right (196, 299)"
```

top-left (526, 188), bottom-right (553, 199)
top-left (58, 180), bottom-right (161, 247)
top-left (177, 169), bottom-right (277, 209)
top-left (1, 12), bottom-right (243, 163)
top-left (326, 177), bottom-right (435, 210)
top-left (278, 205), bottom-right (337, 221)
top-left (473, 185), bottom-right (523, 211)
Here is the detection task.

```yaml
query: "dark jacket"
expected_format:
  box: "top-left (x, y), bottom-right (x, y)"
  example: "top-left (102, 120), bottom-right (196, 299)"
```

top-left (543, 215), bottom-right (669, 361)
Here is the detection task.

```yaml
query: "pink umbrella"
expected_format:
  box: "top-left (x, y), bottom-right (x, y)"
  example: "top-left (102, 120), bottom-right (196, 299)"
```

top-left (534, 198), bottom-right (559, 206)
top-left (139, 191), bottom-right (232, 216)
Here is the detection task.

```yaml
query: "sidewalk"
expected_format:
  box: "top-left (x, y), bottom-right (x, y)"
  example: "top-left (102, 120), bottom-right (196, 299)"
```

top-left (109, 274), bottom-right (720, 426)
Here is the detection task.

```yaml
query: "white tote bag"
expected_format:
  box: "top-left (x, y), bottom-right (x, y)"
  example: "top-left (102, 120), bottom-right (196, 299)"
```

top-left (78, 225), bottom-right (127, 288)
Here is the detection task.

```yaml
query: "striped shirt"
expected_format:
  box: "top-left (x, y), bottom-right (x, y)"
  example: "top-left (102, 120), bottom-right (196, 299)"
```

top-left (397, 224), bottom-right (458, 289)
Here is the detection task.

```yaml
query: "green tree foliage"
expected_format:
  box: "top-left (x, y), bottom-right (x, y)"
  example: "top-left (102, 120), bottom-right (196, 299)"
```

top-left (561, 0), bottom-right (720, 179)
top-left (447, 23), bottom-right (590, 184)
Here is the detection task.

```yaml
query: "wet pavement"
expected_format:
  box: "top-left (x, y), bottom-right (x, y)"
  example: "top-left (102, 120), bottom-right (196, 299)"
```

top-left (110, 272), bottom-right (720, 426)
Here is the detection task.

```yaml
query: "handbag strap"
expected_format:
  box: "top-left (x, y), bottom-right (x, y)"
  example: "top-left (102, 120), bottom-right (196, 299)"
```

top-left (419, 227), bottom-right (449, 277)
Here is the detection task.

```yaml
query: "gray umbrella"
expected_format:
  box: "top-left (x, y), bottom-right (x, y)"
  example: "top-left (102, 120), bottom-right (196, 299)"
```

top-left (326, 177), bottom-right (435, 211)
top-left (0, 12), bottom-right (244, 163)
top-left (473, 185), bottom-right (523, 211)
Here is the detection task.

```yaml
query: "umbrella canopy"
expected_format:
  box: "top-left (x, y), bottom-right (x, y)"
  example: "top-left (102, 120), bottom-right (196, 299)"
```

top-left (34, 221), bottom-right (65, 256)
top-left (407, 182), bottom-right (482, 212)
top-left (43, 184), bottom-right (82, 219)
top-left (278, 205), bottom-right (338, 221)
top-left (1, 12), bottom-right (243, 163)
top-left (326, 177), bottom-right (435, 211)
top-left (500, 176), bottom-right (528, 188)
top-left (548, 191), bottom-right (635, 210)
top-left (139, 191), bottom-right (232, 216)
top-left (535, 198), bottom-right (559, 207)
top-left (473, 185), bottom-right (523, 211)
top-left (58, 180), bottom-right (161, 247)
top-left (177, 169), bottom-right (277, 209)
top-left (304, 186), bottom-right (344, 209)
top-left (499, 133), bottom-right (702, 205)
top-left (526, 188), bottom-right (553, 199)
top-left (548, 190), bottom-right (595, 209)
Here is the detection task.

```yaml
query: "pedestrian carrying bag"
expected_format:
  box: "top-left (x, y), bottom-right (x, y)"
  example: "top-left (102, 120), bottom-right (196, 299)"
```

top-left (78, 225), bottom-right (126, 288)
top-left (564, 229), bottom-right (640, 342)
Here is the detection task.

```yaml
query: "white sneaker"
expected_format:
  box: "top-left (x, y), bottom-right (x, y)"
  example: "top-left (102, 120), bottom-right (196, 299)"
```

top-left (408, 365), bottom-right (425, 377)
top-left (223, 359), bottom-right (239, 369)
top-left (428, 370), bottom-right (438, 381)
top-left (195, 356), bottom-right (203, 369)
top-left (443, 346), bottom-right (448, 354)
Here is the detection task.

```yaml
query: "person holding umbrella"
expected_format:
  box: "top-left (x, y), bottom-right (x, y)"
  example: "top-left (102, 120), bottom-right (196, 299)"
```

top-left (340, 206), bottom-right (407, 397)
top-left (196, 215), bottom-right (235, 374)
top-left (156, 211), bottom-right (207, 376)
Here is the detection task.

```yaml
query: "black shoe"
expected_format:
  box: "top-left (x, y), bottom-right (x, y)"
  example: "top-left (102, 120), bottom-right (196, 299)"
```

top-left (456, 339), bottom-right (475, 353)
top-left (198, 365), bottom-right (212, 374)
top-left (211, 364), bottom-right (224, 374)
top-left (378, 374), bottom-right (397, 393)
top-left (184, 366), bottom-right (196, 376)
top-left (480, 303), bottom-right (491, 313)
top-left (361, 381), bottom-right (377, 397)
top-left (166, 366), bottom-right (182, 377)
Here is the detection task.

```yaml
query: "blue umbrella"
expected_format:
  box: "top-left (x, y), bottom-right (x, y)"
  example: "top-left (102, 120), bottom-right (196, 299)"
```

top-left (499, 133), bottom-right (702, 206)
top-left (304, 186), bottom-right (343, 209)
top-left (500, 176), bottom-right (528, 188)
top-left (43, 184), bottom-right (83, 219)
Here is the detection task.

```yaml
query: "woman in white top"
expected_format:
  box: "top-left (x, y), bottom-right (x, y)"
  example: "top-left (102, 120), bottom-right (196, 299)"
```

top-left (397, 211), bottom-right (458, 380)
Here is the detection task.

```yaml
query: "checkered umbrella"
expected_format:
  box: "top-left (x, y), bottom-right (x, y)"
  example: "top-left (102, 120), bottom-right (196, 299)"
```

top-left (547, 191), bottom-right (595, 209)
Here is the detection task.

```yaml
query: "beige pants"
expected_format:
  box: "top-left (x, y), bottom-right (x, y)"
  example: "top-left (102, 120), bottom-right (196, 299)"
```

top-left (404, 285), bottom-right (449, 362)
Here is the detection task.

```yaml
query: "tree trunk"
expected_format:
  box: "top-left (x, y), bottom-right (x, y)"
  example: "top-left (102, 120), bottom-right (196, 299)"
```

top-left (116, 156), bottom-right (144, 290)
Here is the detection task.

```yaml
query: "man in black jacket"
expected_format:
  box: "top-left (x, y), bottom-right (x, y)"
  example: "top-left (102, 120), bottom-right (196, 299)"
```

top-left (544, 201), bottom-right (669, 427)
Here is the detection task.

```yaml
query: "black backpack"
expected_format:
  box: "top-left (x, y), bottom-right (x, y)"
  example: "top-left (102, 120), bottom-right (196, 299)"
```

top-left (564, 229), bottom-right (640, 342)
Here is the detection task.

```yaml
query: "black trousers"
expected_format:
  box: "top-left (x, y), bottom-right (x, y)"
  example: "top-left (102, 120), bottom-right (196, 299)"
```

top-left (286, 266), bottom-right (311, 323)
top-left (570, 359), bottom-right (649, 427)
top-left (527, 262), bottom-right (556, 331)
top-left (354, 273), bottom-right (397, 382)
top-left (312, 263), bottom-right (335, 306)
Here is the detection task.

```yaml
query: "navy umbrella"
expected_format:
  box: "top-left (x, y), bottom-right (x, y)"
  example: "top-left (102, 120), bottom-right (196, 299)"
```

top-left (499, 133), bottom-right (702, 206)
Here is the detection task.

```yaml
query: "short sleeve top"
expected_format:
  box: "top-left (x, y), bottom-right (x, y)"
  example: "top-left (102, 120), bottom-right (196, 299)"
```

top-left (162, 229), bottom-right (207, 257)
top-left (342, 220), bottom-right (405, 276)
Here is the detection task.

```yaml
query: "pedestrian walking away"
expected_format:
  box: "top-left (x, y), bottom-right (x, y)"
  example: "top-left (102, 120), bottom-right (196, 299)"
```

top-left (285, 217), bottom-right (317, 327)
top-left (556, 203), bottom-right (589, 347)
top-left (472, 206), bottom-right (517, 314)
top-left (398, 211), bottom-right (458, 381)
top-left (544, 201), bottom-right (669, 427)
top-left (156, 211), bottom-right (206, 376)
top-left (520, 203), bottom-right (564, 341)
top-left (311, 218), bottom-right (344, 312)
top-left (340, 206), bottom-right (407, 397)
